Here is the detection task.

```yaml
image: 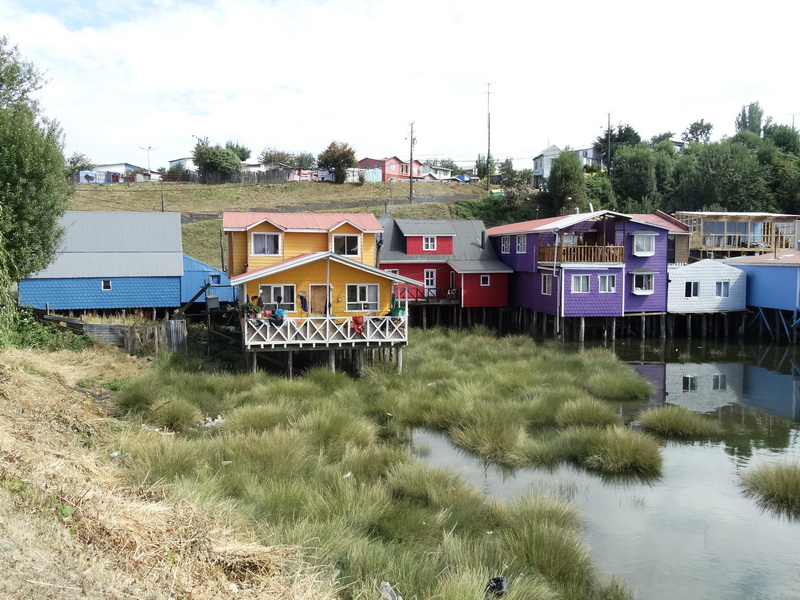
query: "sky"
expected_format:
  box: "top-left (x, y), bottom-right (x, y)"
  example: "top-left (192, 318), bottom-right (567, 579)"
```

top-left (2, 0), bottom-right (799, 173)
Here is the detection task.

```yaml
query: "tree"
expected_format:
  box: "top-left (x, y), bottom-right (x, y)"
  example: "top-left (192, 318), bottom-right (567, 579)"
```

top-left (317, 141), bottom-right (356, 184)
top-left (258, 148), bottom-right (295, 165)
top-left (593, 124), bottom-right (641, 171)
top-left (763, 123), bottom-right (800, 155)
top-left (225, 141), bottom-right (251, 161)
top-left (682, 119), bottom-right (713, 144)
top-left (611, 144), bottom-right (656, 207)
top-left (547, 149), bottom-right (587, 213)
top-left (474, 153), bottom-right (495, 179)
top-left (294, 151), bottom-right (316, 169)
top-left (735, 102), bottom-right (770, 136)
top-left (192, 137), bottom-right (242, 182)
top-left (64, 151), bottom-right (95, 176)
top-left (650, 131), bottom-right (674, 146)
top-left (0, 36), bottom-right (46, 110)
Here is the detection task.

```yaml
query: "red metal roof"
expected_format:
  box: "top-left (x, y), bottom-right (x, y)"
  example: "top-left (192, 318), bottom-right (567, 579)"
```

top-left (222, 212), bottom-right (383, 232)
top-left (486, 215), bottom-right (565, 236)
top-left (727, 251), bottom-right (800, 265)
top-left (629, 211), bottom-right (689, 234)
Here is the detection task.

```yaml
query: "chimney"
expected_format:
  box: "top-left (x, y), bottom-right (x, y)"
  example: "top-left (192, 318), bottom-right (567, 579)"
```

top-left (481, 231), bottom-right (486, 249)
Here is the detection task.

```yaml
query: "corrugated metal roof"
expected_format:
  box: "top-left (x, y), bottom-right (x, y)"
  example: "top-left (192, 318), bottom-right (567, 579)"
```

top-left (629, 211), bottom-right (690, 234)
top-left (222, 211), bottom-right (383, 232)
top-left (394, 219), bottom-right (456, 236)
top-left (448, 259), bottom-right (512, 273)
top-left (486, 210), bottom-right (669, 236)
top-left (26, 211), bottom-right (183, 279)
top-left (379, 218), bottom-right (507, 273)
top-left (726, 251), bottom-right (800, 265)
top-left (675, 211), bottom-right (800, 219)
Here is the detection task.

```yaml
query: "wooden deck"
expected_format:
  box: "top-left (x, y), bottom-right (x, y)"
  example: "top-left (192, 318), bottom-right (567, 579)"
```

top-left (538, 245), bottom-right (624, 263)
top-left (243, 315), bottom-right (408, 350)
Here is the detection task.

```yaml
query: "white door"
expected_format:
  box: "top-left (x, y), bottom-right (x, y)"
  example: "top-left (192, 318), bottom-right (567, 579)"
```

top-left (424, 269), bottom-right (436, 298)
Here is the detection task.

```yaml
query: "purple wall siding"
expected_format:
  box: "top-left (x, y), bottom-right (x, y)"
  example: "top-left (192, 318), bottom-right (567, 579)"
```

top-left (562, 267), bottom-right (624, 317)
top-left (618, 223), bottom-right (668, 314)
top-left (493, 234), bottom-right (536, 272)
top-left (509, 271), bottom-right (558, 314)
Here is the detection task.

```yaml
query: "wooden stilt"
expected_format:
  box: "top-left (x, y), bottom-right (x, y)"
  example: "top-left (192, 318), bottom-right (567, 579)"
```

top-left (396, 346), bottom-right (404, 374)
top-left (579, 316), bottom-right (585, 342)
top-left (640, 315), bottom-right (646, 339)
top-left (287, 351), bottom-right (293, 380)
top-left (611, 316), bottom-right (616, 341)
top-left (660, 313), bottom-right (666, 339)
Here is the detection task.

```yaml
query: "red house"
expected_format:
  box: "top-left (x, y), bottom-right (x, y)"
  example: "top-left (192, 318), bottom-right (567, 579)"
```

top-left (357, 156), bottom-right (424, 182)
top-left (378, 218), bottom-right (511, 308)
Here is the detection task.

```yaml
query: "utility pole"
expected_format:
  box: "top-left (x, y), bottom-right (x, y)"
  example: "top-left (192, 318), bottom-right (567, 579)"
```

top-left (139, 145), bottom-right (156, 178)
top-left (487, 83), bottom-right (492, 193)
top-left (408, 122), bottom-right (416, 203)
top-left (606, 113), bottom-right (611, 179)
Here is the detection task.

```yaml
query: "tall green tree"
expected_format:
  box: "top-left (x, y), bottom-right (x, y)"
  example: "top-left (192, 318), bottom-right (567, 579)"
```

top-left (593, 124), bottom-right (641, 171)
top-left (294, 151), bottom-right (316, 169)
top-left (735, 102), bottom-right (770, 136)
top-left (225, 141), bottom-right (251, 161)
top-left (474, 153), bottom-right (495, 179)
top-left (611, 144), bottom-right (657, 209)
top-left (317, 141), bottom-right (356, 184)
top-left (650, 131), bottom-right (674, 146)
top-left (192, 137), bottom-right (242, 181)
top-left (763, 123), bottom-right (800, 155)
top-left (548, 149), bottom-right (587, 213)
top-left (0, 38), bottom-right (71, 283)
top-left (64, 151), bottom-right (95, 176)
top-left (682, 119), bottom-right (713, 144)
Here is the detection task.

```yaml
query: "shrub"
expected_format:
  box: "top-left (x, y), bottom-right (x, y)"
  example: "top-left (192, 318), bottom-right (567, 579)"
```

top-left (583, 426), bottom-right (663, 475)
top-left (555, 397), bottom-right (622, 428)
top-left (639, 405), bottom-right (720, 438)
top-left (742, 461), bottom-right (800, 519)
top-left (150, 395), bottom-right (203, 433)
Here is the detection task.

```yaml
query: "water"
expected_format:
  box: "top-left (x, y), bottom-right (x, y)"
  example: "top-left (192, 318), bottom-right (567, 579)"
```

top-left (412, 338), bottom-right (800, 600)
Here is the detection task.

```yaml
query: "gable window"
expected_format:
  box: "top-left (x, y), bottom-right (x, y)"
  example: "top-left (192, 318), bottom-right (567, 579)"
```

top-left (632, 233), bottom-right (655, 257)
top-left (101, 279), bottom-right (112, 291)
top-left (333, 234), bottom-right (359, 256)
top-left (423, 236), bottom-right (437, 251)
top-left (260, 284), bottom-right (296, 311)
top-left (346, 284), bottom-right (379, 311)
top-left (713, 374), bottom-right (727, 390)
top-left (572, 274), bottom-right (590, 293)
top-left (685, 281), bottom-right (699, 298)
top-left (632, 272), bottom-right (655, 295)
top-left (541, 273), bottom-right (552, 296)
top-left (480, 275), bottom-right (491, 286)
top-left (501, 236), bottom-right (510, 254)
top-left (209, 274), bottom-right (221, 285)
top-left (516, 234), bottom-right (527, 253)
top-left (252, 232), bottom-right (280, 256)
top-left (682, 375), bottom-right (698, 392)
top-left (715, 281), bottom-right (730, 297)
top-left (598, 274), bottom-right (616, 293)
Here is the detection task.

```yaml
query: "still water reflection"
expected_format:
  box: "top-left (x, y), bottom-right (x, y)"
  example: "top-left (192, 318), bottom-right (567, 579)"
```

top-left (412, 339), bottom-right (800, 600)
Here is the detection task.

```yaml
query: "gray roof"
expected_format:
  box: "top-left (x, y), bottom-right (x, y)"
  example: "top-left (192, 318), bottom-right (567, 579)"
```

top-left (380, 218), bottom-right (512, 273)
top-left (28, 211), bottom-right (184, 278)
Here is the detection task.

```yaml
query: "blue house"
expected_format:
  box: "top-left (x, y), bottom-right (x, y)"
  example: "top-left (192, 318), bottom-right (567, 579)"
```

top-left (19, 211), bottom-right (185, 312)
top-left (181, 254), bottom-right (236, 305)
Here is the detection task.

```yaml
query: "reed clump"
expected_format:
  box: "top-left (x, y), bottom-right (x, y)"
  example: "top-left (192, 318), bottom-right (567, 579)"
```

top-left (639, 405), bottom-right (721, 438)
top-left (741, 461), bottom-right (800, 519)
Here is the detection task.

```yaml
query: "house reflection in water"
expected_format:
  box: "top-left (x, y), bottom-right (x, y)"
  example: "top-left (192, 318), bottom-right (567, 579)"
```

top-left (664, 363), bottom-right (744, 412)
top-left (743, 362), bottom-right (800, 422)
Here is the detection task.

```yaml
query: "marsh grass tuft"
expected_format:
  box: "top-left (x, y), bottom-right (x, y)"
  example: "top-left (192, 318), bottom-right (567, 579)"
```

top-left (639, 404), bottom-right (721, 438)
top-left (584, 427), bottom-right (663, 475)
top-left (556, 397), bottom-right (622, 428)
top-left (741, 461), bottom-right (800, 519)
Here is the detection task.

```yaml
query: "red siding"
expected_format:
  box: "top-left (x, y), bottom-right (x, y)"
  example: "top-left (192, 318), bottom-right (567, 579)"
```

top-left (461, 272), bottom-right (509, 308)
top-left (405, 235), bottom-right (454, 255)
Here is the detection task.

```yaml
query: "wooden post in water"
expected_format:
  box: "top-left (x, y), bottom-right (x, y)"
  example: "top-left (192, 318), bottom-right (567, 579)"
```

top-left (287, 351), bottom-right (293, 380)
top-left (660, 313), bottom-right (666, 339)
top-left (329, 350), bottom-right (336, 372)
top-left (579, 317), bottom-right (585, 342)
top-left (641, 315), bottom-right (646, 339)
top-left (687, 315), bottom-right (692, 338)
top-left (396, 346), bottom-right (404, 374)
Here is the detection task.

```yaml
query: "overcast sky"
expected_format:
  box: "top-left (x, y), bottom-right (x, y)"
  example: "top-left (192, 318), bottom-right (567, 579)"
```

top-left (2, 0), bottom-right (798, 172)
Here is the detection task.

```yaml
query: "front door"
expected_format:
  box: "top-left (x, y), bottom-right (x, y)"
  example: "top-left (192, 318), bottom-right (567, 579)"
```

top-left (309, 284), bottom-right (330, 315)
top-left (424, 269), bottom-right (436, 298)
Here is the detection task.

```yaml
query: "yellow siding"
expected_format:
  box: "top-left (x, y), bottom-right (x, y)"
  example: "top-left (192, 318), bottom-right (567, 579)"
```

top-left (229, 232), bottom-right (247, 276)
top-left (242, 259), bottom-right (394, 317)
top-left (284, 232), bottom-right (328, 256)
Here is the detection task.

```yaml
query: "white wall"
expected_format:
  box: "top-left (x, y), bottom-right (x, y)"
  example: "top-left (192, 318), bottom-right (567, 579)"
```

top-left (667, 259), bottom-right (746, 313)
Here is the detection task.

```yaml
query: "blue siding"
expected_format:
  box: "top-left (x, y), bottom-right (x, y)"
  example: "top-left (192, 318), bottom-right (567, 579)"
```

top-left (731, 264), bottom-right (800, 311)
top-left (181, 255), bottom-right (236, 303)
top-left (18, 277), bottom-right (180, 310)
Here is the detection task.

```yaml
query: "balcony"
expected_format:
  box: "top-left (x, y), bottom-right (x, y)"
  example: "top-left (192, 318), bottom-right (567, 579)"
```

top-left (393, 286), bottom-right (462, 304)
top-left (243, 315), bottom-right (408, 350)
top-left (538, 245), bottom-right (624, 263)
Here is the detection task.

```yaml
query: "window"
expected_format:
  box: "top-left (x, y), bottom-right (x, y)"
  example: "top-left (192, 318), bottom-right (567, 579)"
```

top-left (384, 268), bottom-right (399, 276)
top-left (632, 234), bottom-right (655, 256)
top-left (682, 375), bottom-right (698, 392)
top-left (633, 273), bottom-right (654, 295)
top-left (516, 234), bottom-right (527, 253)
top-left (346, 284), bottom-right (378, 311)
top-left (598, 274), bottom-right (616, 293)
top-left (423, 236), bottom-right (437, 251)
top-left (252, 232), bottom-right (280, 256)
top-left (562, 233), bottom-right (580, 246)
top-left (501, 236), bottom-right (510, 254)
top-left (542, 273), bottom-right (552, 296)
top-left (209, 274), bottom-right (221, 285)
top-left (716, 281), bottom-right (730, 297)
top-left (101, 279), bottom-right (112, 291)
top-left (260, 284), bottom-right (296, 311)
top-left (333, 234), bottom-right (359, 256)
top-left (685, 281), bottom-right (699, 298)
top-left (572, 274), bottom-right (590, 293)
top-left (480, 275), bottom-right (490, 286)
top-left (713, 374), bottom-right (727, 390)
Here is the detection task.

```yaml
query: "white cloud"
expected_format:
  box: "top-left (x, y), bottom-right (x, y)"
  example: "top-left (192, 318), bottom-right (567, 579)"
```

top-left (3, 0), bottom-right (799, 172)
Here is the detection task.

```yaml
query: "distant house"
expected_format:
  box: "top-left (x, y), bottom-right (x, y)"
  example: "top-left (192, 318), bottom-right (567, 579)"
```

top-left (667, 259), bottom-right (747, 315)
top-left (18, 211), bottom-right (184, 312)
top-left (422, 164), bottom-right (453, 181)
top-left (181, 255), bottom-right (236, 305)
top-left (532, 145), bottom-right (561, 188)
top-left (378, 218), bottom-right (511, 308)
top-left (356, 156), bottom-right (424, 182)
top-left (168, 157), bottom-right (197, 171)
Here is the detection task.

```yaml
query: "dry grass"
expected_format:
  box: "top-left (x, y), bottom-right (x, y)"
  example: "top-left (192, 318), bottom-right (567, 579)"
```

top-left (0, 347), bottom-right (340, 599)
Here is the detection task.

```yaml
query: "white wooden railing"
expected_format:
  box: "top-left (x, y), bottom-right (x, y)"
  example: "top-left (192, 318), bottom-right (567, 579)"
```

top-left (243, 315), bottom-right (408, 349)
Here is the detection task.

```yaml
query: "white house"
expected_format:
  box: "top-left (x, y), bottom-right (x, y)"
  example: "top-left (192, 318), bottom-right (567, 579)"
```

top-left (532, 145), bottom-right (561, 188)
top-left (168, 157), bottom-right (197, 171)
top-left (667, 259), bottom-right (746, 314)
top-left (422, 164), bottom-right (453, 180)
top-left (665, 362), bottom-right (744, 412)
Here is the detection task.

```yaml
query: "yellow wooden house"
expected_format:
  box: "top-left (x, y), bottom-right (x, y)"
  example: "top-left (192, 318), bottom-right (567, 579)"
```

top-left (222, 212), bottom-right (421, 372)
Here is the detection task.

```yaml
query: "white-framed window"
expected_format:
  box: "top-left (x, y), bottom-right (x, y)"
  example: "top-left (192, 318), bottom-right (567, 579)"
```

top-left (716, 281), bottom-right (730, 297)
top-left (480, 275), bottom-right (490, 286)
top-left (682, 375), bottom-right (698, 392)
top-left (713, 374), bottom-right (727, 390)
top-left (501, 236), bottom-right (510, 254)
top-left (260, 284), bottom-right (296, 311)
top-left (384, 268), bottom-right (399, 276)
top-left (562, 233), bottom-right (580, 246)
top-left (572, 274), bottom-right (590, 293)
top-left (252, 232), bottom-right (280, 256)
top-left (333, 234), bottom-right (359, 256)
top-left (632, 234), bottom-right (655, 257)
top-left (423, 236), bottom-right (437, 251)
top-left (516, 234), bottom-right (527, 253)
top-left (685, 281), bottom-right (699, 298)
top-left (209, 274), bottom-right (221, 285)
top-left (632, 273), bottom-right (654, 295)
top-left (541, 273), bottom-right (552, 296)
top-left (346, 284), bottom-right (379, 311)
top-left (101, 279), bottom-right (112, 291)
top-left (598, 274), bottom-right (616, 293)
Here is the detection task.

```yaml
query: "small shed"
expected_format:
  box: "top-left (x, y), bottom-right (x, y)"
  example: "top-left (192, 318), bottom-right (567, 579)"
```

top-left (181, 255), bottom-right (237, 304)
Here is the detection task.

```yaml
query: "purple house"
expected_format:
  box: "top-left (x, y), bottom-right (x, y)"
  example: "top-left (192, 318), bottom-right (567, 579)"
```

top-left (486, 211), bottom-right (669, 334)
